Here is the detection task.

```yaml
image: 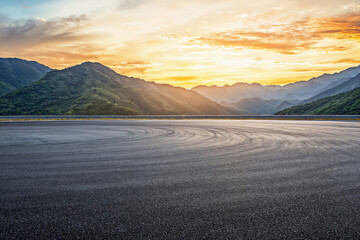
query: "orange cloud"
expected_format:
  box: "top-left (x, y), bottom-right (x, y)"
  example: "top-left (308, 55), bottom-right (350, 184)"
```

top-left (290, 68), bottom-right (338, 72)
top-left (327, 58), bottom-right (360, 64)
top-left (195, 13), bottom-right (360, 55)
top-left (0, 15), bottom-right (88, 51)
top-left (108, 61), bottom-right (153, 75)
top-left (316, 14), bottom-right (360, 39)
top-left (2, 1), bottom-right (360, 88)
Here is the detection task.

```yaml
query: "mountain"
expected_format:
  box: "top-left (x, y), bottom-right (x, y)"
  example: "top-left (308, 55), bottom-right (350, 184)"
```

top-left (303, 73), bottom-right (360, 104)
top-left (276, 66), bottom-right (360, 100)
top-left (192, 83), bottom-right (282, 103)
top-left (275, 87), bottom-right (360, 115)
top-left (192, 65), bottom-right (360, 114)
top-left (0, 58), bottom-right (52, 96)
top-left (221, 97), bottom-right (294, 115)
top-left (193, 66), bottom-right (360, 103)
top-left (0, 62), bottom-right (230, 115)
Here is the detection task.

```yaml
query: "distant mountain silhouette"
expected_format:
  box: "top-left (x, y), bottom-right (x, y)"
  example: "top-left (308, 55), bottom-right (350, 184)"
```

top-left (193, 65), bottom-right (360, 114)
top-left (276, 66), bottom-right (360, 100)
top-left (0, 62), bottom-right (230, 115)
top-left (192, 83), bottom-right (280, 103)
top-left (302, 73), bottom-right (360, 104)
top-left (0, 58), bottom-right (52, 96)
top-left (221, 97), bottom-right (293, 115)
top-left (276, 87), bottom-right (360, 115)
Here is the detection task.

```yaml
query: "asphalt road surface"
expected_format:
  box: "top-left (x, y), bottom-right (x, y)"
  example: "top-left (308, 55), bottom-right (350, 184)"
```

top-left (1, 120), bottom-right (360, 239)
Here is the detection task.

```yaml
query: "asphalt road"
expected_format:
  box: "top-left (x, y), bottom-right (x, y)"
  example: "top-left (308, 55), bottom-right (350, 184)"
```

top-left (1, 120), bottom-right (360, 239)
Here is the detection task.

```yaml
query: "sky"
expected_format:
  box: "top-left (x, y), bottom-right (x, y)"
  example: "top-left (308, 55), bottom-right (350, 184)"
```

top-left (1, 0), bottom-right (360, 88)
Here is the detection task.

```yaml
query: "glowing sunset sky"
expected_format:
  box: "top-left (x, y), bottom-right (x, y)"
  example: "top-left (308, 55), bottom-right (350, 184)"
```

top-left (1, 0), bottom-right (360, 87)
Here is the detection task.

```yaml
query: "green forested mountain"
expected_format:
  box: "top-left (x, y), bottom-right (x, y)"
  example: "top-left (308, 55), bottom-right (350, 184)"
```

top-left (302, 73), bottom-right (360, 104)
top-left (276, 87), bottom-right (360, 115)
top-left (0, 58), bottom-right (52, 96)
top-left (0, 62), bottom-right (229, 115)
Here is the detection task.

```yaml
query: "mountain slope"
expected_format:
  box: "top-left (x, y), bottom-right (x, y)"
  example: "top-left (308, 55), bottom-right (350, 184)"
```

top-left (277, 65), bottom-right (360, 100)
top-left (221, 97), bottom-right (294, 115)
top-left (192, 83), bottom-right (281, 103)
top-left (192, 65), bottom-right (360, 114)
top-left (275, 88), bottom-right (360, 115)
top-left (0, 62), bottom-right (229, 115)
top-left (303, 73), bottom-right (360, 104)
top-left (0, 58), bottom-right (52, 96)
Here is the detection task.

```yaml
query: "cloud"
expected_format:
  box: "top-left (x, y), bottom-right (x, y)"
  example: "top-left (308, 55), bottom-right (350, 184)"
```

top-left (118, 0), bottom-right (147, 9)
top-left (108, 60), bottom-right (154, 75)
top-left (0, 15), bottom-right (88, 51)
top-left (194, 12), bottom-right (360, 55)
top-left (315, 13), bottom-right (360, 39)
top-left (0, 14), bottom-right (9, 21)
top-left (326, 58), bottom-right (360, 64)
top-left (291, 67), bottom-right (337, 72)
top-left (2, 0), bottom-right (360, 87)
top-left (197, 31), bottom-right (316, 55)
top-left (0, 14), bottom-right (101, 69)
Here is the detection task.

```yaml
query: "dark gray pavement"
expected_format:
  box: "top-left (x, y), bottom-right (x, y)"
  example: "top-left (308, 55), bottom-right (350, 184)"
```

top-left (1, 120), bottom-right (360, 239)
top-left (1, 115), bottom-right (360, 120)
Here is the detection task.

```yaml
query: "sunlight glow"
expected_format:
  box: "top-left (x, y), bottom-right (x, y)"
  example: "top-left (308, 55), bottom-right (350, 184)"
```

top-left (1, 0), bottom-right (360, 87)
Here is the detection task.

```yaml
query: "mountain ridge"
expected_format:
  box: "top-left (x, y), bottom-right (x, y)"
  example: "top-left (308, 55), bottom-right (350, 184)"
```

top-left (192, 64), bottom-right (360, 114)
top-left (302, 73), bottom-right (360, 104)
top-left (1, 57), bottom-right (360, 116)
top-left (0, 62), bottom-right (230, 115)
top-left (0, 58), bottom-right (52, 96)
top-left (276, 87), bottom-right (360, 115)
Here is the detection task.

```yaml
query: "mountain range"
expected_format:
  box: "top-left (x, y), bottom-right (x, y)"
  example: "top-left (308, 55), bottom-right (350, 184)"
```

top-left (0, 62), bottom-right (228, 115)
top-left (0, 58), bottom-right (52, 96)
top-left (220, 97), bottom-right (293, 115)
top-left (302, 73), bottom-right (360, 104)
top-left (193, 66), bottom-right (360, 115)
top-left (0, 57), bottom-right (359, 115)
